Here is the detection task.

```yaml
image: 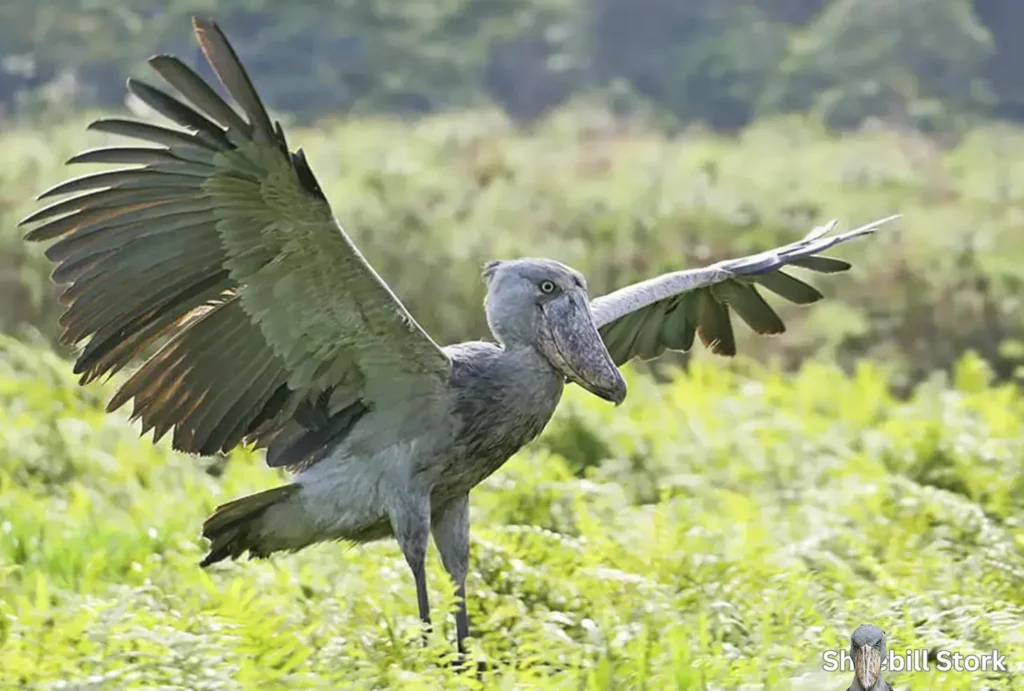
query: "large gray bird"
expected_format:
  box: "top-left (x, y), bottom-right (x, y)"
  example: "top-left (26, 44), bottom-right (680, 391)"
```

top-left (847, 625), bottom-right (893, 691)
top-left (21, 18), bottom-right (897, 657)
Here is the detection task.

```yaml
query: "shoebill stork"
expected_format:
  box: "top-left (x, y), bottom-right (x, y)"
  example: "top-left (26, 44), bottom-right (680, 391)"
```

top-left (848, 625), bottom-right (893, 691)
top-left (20, 17), bottom-right (897, 657)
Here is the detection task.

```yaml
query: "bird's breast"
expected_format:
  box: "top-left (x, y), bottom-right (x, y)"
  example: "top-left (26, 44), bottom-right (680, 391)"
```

top-left (436, 354), bottom-right (564, 496)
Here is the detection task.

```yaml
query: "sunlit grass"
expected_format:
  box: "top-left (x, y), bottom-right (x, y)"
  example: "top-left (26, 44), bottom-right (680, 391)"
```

top-left (1, 335), bottom-right (1021, 689)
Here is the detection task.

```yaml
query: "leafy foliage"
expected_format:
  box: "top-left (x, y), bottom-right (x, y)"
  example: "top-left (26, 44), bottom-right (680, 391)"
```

top-left (1, 336), bottom-right (1021, 688)
top-left (765, 0), bottom-right (995, 131)
top-left (0, 0), bottom-right (1016, 129)
top-left (6, 113), bottom-right (1024, 387)
top-left (588, 0), bottom-right (789, 130)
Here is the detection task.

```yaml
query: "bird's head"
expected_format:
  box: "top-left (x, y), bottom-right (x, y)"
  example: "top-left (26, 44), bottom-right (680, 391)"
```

top-left (849, 624), bottom-right (887, 690)
top-left (482, 258), bottom-right (626, 405)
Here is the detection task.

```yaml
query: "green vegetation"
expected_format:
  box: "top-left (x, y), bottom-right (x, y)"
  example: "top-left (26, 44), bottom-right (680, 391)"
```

top-left (4, 23), bottom-right (1024, 685)
top-left (0, 0), bottom-right (1015, 130)
top-left (6, 113), bottom-right (1024, 386)
top-left (2, 334), bottom-right (1022, 689)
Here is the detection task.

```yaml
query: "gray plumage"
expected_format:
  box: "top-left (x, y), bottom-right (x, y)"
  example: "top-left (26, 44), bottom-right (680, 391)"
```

top-left (20, 17), bottom-right (898, 660)
top-left (848, 624), bottom-right (893, 691)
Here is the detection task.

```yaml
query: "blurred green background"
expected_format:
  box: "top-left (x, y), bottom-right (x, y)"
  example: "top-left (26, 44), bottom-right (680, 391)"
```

top-left (2, 1), bottom-right (1024, 689)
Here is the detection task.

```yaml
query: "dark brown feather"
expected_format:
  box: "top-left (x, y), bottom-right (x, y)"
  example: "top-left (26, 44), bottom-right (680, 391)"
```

top-left (192, 18), bottom-right (275, 141)
top-left (22, 188), bottom-right (197, 232)
top-left (60, 258), bottom-right (228, 345)
top-left (214, 367), bottom-right (293, 454)
top-left (750, 271), bottom-right (823, 304)
top-left (789, 255), bottom-right (851, 274)
top-left (77, 282), bottom-right (229, 383)
top-left (67, 147), bottom-right (193, 166)
top-left (148, 55), bottom-right (252, 134)
top-left (710, 281), bottom-right (785, 335)
top-left (56, 231), bottom-right (222, 307)
top-left (87, 118), bottom-right (223, 153)
top-left (46, 207), bottom-right (217, 263)
top-left (126, 78), bottom-right (231, 148)
top-left (191, 358), bottom-right (285, 455)
top-left (696, 290), bottom-right (736, 356)
top-left (38, 168), bottom-right (207, 200)
top-left (155, 336), bottom-right (261, 445)
top-left (167, 311), bottom-right (274, 445)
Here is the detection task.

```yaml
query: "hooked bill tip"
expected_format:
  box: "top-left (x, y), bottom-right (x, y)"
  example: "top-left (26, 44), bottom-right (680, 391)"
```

top-left (598, 378), bottom-right (627, 406)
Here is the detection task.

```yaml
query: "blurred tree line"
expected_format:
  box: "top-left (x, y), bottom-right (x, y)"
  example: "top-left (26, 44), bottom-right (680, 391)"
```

top-left (0, 0), bottom-right (1012, 131)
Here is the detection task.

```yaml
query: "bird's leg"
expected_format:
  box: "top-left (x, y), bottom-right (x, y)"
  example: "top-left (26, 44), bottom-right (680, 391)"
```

top-left (412, 560), bottom-right (431, 632)
top-left (387, 485), bottom-right (433, 641)
top-left (431, 495), bottom-right (471, 656)
top-left (433, 495), bottom-right (486, 678)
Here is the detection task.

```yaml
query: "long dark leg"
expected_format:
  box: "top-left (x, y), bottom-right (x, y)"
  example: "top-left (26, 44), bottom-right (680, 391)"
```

top-left (453, 583), bottom-right (469, 654)
top-left (388, 487), bottom-right (433, 639)
top-left (412, 559), bottom-right (431, 630)
top-left (432, 495), bottom-right (471, 655)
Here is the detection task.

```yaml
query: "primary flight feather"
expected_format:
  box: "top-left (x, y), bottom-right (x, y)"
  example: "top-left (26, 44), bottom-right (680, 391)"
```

top-left (21, 16), bottom-right (897, 659)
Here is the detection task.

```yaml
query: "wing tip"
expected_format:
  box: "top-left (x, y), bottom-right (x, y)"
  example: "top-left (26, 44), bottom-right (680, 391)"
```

top-left (191, 15), bottom-right (218, 36)
top-left (84, 119), bottom-right (109, 134)
top-left (148, 53), bottom-right (177, 68)
top-left (751, 322), bottom-right (786, 337)
top-left (189, 14), bottom-right (275, 140)
top-left (125, 75), bottom-right (156, 97)
top-left (36, 180), bottom-right (70, 201)
top-left (849, 213), bottom-right (902, 237)
top-left (106, 390), bottom-right (131, 414)
top-left (697, 330), bottom-right (737, 357)
top-left (18, 211), bottom-right (40, 229)
top-left (191, 17), bottom-right (221, 65)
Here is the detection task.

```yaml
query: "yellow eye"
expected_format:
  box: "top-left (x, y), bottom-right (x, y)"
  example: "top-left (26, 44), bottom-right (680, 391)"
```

top-left (539, 280), bottom-right (556, 294)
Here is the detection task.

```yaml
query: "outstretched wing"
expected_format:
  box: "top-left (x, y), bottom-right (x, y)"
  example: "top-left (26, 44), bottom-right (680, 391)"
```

top-left (590, 216), bottom-right (897, 365)
top-left (20, 17), bottom-right (451, 458)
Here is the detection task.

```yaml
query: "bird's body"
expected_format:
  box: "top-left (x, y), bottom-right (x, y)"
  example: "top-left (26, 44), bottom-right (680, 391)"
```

top-left (222, 340), bottom-right (564, 560)
top-left (21, 16), bottom-right (898, 660)
top-left (437, 341), bottom-right (565, 498)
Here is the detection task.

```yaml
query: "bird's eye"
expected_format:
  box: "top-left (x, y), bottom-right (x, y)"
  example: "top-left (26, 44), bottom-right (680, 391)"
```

top-left (539, 280), bottom-right (556, 294)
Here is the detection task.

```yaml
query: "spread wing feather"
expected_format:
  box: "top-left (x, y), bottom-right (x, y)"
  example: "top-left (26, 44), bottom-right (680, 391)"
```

top-left (21, 17), bottom-right (451, 459)
top-left (591, 216), bottom-right (898, 364)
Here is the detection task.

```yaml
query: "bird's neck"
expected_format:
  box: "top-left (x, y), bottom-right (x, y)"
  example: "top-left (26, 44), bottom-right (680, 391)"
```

top-left (499, 341), bottom-right (563, 391)
top-left (484, 343), bottom-right (560, 420)
top-left (850, 678), bottom-right (888, 691)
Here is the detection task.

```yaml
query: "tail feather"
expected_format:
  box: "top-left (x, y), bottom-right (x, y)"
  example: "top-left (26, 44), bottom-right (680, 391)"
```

top-left (200, 484), bottom-right (299, 567)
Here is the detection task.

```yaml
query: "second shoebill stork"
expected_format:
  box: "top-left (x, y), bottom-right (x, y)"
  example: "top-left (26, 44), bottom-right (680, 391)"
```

top-left (848, 625), bottom-right (894, 691)
top-left (20, 17), bottom-right (898, 656)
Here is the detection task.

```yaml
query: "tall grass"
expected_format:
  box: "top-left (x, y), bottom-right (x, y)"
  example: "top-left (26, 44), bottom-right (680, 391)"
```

top-left (1, 334), bottom-right (1021, 689)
